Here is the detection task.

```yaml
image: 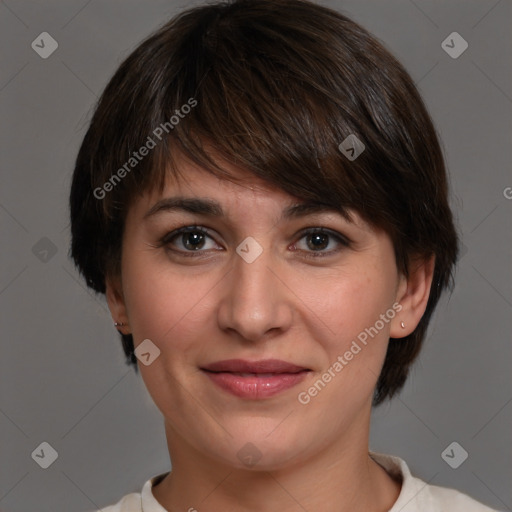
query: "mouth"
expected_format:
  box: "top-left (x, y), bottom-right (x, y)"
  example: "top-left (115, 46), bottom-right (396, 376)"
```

top-left (200, 359), bottom-right (311, 399)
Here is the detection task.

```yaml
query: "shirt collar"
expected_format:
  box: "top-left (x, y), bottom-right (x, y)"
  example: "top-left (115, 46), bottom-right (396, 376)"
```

top-left (369, 451), bottom-right (436, 511)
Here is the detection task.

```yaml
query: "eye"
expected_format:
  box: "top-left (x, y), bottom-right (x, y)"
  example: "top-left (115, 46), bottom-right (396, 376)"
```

top-left (292, 228), bottom-right (350, 257)
top-left (157, 225), bottom-right (349, 259)
top-left (159, 226), bottom-right (221, 254)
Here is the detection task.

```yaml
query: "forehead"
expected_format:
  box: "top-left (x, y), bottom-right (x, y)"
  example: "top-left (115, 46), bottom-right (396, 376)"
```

top-left (125, 148), bottom-right (376, 236)
top-left (134, 151), bottom-right (305, 217)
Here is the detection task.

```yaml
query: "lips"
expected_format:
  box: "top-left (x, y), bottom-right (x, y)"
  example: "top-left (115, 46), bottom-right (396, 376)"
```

top-left (201, 359), bottom-right (311, 399)
top-left (201, 359), bottom-right (309, 374)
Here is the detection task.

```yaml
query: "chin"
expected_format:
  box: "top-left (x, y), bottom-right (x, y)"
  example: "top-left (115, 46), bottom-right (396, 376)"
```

top-left (209, 426), bottom-right (313, 472)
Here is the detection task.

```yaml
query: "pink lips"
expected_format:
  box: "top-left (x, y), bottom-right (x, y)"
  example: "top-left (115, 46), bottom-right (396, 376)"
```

top-left (201, 359), bottom-right (310, 399)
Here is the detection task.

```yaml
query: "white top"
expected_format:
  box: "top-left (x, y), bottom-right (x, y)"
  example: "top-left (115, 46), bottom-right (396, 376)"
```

top-left (96, 451), bottom-right (499, 511)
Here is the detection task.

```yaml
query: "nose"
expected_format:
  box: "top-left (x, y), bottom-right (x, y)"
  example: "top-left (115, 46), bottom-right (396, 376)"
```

top-left (216, 244), bottom-right (294, 342)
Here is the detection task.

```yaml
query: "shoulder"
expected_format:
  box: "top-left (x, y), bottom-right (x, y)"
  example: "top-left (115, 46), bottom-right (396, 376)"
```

top-left (89, 472), bottom-right (169, 512)
top-left (369, 451), bottom-right (500, 512)
top-left (427, 483), bottom-right (499, 511)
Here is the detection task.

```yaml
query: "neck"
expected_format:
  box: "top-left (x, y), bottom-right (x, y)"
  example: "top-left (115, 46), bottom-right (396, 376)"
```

top-left (152, 413), bottom-right (401, 512)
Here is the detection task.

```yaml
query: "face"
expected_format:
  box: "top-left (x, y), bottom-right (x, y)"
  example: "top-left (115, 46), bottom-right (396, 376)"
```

top-left (109, 153), bottom-right (412, 471)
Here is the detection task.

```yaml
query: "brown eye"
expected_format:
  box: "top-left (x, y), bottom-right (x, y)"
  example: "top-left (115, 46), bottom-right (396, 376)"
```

top-left (181, 231), bottom-right (207, 250)
top-left (293, 228), bottom-right (350, 258)
top-left (160, 226), bottom-right (220, 253)
top-left (306, 232), bottom-right (330, 251)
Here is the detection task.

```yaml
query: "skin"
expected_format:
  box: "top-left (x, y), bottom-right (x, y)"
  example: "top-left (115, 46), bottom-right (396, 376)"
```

top-left (106, 151), bottom-right (435, 512)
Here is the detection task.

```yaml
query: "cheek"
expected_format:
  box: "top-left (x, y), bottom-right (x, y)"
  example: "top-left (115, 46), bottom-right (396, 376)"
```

top-left (120, 250), bottom-right (217, 406)
top-left (121, 248), bottom-right (218, 349)
top-left (304, 254), bottom-right (399, 395)
top-left (310, 263), bottom-right (396, 343)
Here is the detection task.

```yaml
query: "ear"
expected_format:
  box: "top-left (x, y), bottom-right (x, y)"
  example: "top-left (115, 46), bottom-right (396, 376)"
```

top-left (390, 255), bottom-right (435, 338)
top-left (105, 274), bottom-right (130, 334)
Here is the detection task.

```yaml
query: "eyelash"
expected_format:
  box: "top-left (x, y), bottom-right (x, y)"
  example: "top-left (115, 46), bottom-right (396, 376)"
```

top-left (157, 225), bottom-right (350, 259)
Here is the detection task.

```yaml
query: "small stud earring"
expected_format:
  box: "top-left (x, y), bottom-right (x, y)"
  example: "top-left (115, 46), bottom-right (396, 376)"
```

top-left (114, 321), bottom-right (125, 327)
top-left (400, 321), bottom-right (406, 329)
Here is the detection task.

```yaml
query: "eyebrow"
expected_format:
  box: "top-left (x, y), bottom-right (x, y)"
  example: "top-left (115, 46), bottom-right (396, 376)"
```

top-left (143, 196), bottom-right (345, 220)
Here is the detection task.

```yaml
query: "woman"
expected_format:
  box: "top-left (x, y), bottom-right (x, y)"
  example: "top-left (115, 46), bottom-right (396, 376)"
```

top-left (70, 1), bottom-right (498, 510)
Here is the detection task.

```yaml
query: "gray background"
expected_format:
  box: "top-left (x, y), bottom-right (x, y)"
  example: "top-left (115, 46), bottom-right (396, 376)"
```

top-left (0, 0), bottom-right (511, 510)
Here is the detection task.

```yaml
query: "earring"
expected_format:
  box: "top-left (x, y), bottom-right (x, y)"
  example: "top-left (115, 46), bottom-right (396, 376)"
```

top-left (400, 321), bottom-right (406, 329)
top-left (114, 321), bottom-right (125, 327)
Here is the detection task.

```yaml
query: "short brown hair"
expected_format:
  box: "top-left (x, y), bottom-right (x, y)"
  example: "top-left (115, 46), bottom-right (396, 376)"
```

top-left (69, 0), bottom-right (458, 406)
